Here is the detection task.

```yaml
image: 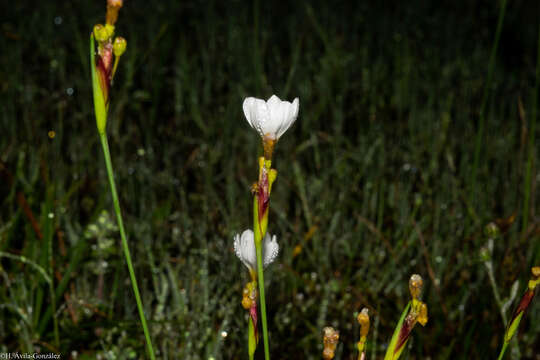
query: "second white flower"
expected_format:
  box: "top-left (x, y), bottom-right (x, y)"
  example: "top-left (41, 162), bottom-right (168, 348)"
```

top-left (234, 229), bottom-right (279, 272)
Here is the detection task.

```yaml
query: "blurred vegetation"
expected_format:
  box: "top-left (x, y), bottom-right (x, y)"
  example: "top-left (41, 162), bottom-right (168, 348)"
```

top-left (0, 0), bottom-right (539, 359)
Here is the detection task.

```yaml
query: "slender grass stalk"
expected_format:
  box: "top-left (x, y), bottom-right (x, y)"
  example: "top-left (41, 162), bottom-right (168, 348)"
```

top-left (522, 16), bottom-right (540, 237)
top-left (471, 0), bottom-right (508, 201)
top-left (484, 256), bottom-right (507, 324)
top-left (98, 132), bottom-right (157, 360)
top-left (44, 191), bottom-right (60, 347)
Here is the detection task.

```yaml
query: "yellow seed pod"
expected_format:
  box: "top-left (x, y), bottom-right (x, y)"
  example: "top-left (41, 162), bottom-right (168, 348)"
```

top-left (409, 274), bottom-right (423, 300)
top-left (113, 37), bottom-right (127, 57)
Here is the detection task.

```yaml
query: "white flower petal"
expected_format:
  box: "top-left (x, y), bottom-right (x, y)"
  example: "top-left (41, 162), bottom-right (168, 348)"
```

top-left (276, 98), bottom-right (298, 139)
top-left (266, 105), bottom-right (285, 138)
top-left (243, 97), bottom-right (268, 137)
top-left (234, 229), bottom-right (257, 271)
top-left (242, 97), bottom-right (257, 127)
top-left (242, 94), bottom-right (299, 140)
top-left (263, 234), bottom-right (279, 267)
top-left (266, 94), bottom-right (282, 107)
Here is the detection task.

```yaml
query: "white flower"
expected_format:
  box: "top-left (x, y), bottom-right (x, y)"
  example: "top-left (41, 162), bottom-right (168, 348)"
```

top-left (243, 95), bottom-right (299, 141)
top-left (233, 229), bottom-right (279, 272)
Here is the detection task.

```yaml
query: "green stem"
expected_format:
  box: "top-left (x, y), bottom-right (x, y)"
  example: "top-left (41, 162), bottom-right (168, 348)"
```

top-left (256, 242), bottom-right (270, 360)
top-left (99, 132), bottom-right (156, 360)
top-left (497, 341), bottom-right (508, 360)
top-left (471, 0), bottom-right (507, 203)
top-left (253, 193), bottom-right (271, 360)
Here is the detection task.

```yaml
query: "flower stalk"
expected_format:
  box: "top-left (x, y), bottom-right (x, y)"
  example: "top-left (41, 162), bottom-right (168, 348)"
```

top-left (357, 308), bottom-right (370, 360)
top-left (240, 94), bottom-right (299, 359)
top-left (252, 157), bottom-right (277, 360)
top-left (497, 267), bottom-right (540, 360)
top-left (90, 2), bottom-right (156, 359)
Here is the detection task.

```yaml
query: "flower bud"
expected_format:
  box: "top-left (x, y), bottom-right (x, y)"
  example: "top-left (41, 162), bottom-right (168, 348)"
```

top-left (113, 37), bottom-right (127, 57)
top-left (93, 24), bottom-right (109, 42)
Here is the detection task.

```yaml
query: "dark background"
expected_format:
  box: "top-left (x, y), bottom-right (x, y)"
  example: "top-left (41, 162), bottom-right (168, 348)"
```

top-left (0, 0), bottom-right (539, 359)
